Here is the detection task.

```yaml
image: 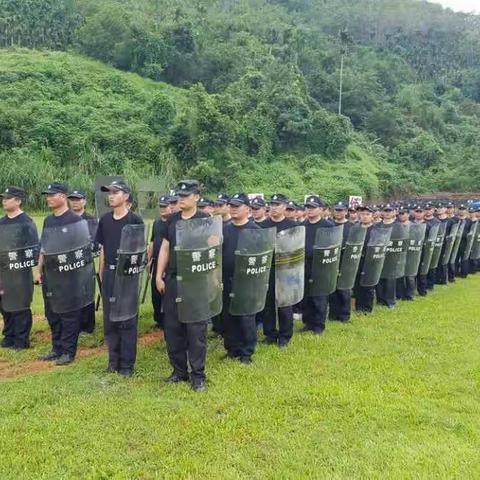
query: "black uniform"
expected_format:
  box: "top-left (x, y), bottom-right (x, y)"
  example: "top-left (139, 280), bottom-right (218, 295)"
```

top-left (150, 218), bottom-right (168, 328)
top-left (426, 216), bottom-right (441, 291)
top-left (376, 221), bottom-right (397, 308)
top-left (222, 219), bottom-right (259, 360)
top-left (163, 210), bottom-right (210, 382)
top-left (42, 210), bottom-right (84, 358)
top-left (260, 217), bottom-right (298, 346)
top-left (396, 221), bottom-right (416, 301)
top-left (435, 217), bottom-right (453, 285)
top-left (303, 218), bottom-right (335, 333)
top-left (0, 213), bottom-right (38, 349)
top-left (96, 210), bottom-right (144, 372)
top-left (354, 225), bottom-right (376, 313)
top-left (447, 216), bottom-right (460, 282)
top-left (329, 221), bottom-right (352, 322)
top-left (455, 218), bottom-right (469, 278)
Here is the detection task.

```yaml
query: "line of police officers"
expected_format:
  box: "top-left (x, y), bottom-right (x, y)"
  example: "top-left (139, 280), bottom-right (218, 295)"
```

top-left (1, 181), bottom-right (479, 391)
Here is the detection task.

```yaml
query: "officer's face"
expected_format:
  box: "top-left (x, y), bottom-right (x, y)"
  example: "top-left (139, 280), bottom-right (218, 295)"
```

top-left (2, 196), bottom-right (21, 212)
top-left (333, 208), bottom-right (347, 221)
top-left (213, 203), bottom-right (229, 216)
top-left (382, 209), bottom-right (395, 220)
top-left (170, 201), bottom-right (180, 213)
top-left (229, 203), bottom-right (249, 221)
top-left (398, 212), bottom-right (409, 223)
top-left (348, 210), bottom-right (358, 222)
top-left (69, 198), bottom-right (86, 212)
top-left (414, 209), bottom-right (424, 221)
top-left (360, 211), bottom-right (373, 224)
top-left (285, 209), bottom-right (296, 219)
top-left (251, 206), bottom-right (265, 220)
top-left (458, 209), bottom-right (467, 218)
top-left (437, 207), bottom-right (447, 216)
top-left (159, 205), bottom-right (171, 218)
top-left (46, 192), bottom-right (67, 209)
top-left (270, 202), bottom-right (286, 219)
top-left (305, 206), bottom-right (322, 220)
top-left (179, 193), bottom-right (199, 211)
top-left (107, 189), bottom-right (129, 208)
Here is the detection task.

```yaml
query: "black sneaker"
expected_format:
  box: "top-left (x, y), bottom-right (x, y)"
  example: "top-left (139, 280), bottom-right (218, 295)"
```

top-left (191, 378), bottom-right (206, 392)
top-left (262, 337), bottom-right (277, 345)
top-left (104, 365), bottom-right (118, 374)
top-left (239, 356), bottom-right (252, 365)
top-left (38, 351), bottom-right (61, 361)
top-left (165, 373), bottom-right (189, 384)
top-left (278, 341), bottom-right (289, 349)
top-left (55, 354), bottom-right (74, 366)
top-left (119, 368), bottom-right (133, 378)
top-left (1, 340), bottom-right (14, 349)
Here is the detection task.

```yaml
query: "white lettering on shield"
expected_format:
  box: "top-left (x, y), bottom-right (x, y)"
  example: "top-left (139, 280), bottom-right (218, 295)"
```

top-left (191, 262), bottom-right (216, 273)
top-left (58, 260), bottom-right (86, 272)
top-left (9, 260), bottom-right (35, 270)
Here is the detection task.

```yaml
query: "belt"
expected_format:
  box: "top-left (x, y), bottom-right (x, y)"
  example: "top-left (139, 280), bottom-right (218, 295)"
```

top-left (107, 264), bottom-right (116, 270)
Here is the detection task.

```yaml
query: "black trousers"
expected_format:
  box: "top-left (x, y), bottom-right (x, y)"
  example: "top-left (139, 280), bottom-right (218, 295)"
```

top-left (427, 269), bottom-right (436, 290)
top-left (80, 302), bottom-right (95, 334)
top-left (376, 278), bottom-right (396, 307)
top-left (303, 295), bottom-right (328, 332)
top-left (436, 263), bottom-right (448, 285)
top-left (43, 287), bottom-right (82, 358)
top-left (396, 276), bottom-right (415, 300)
top-left (457, 259), bottom-right (470, 278)
top-left (102, 270), bottom-right (138, 370)
top-left (1, 301), bottom-right (32, 349)
top-left (151, 273), bottom-right (164, 328)
top-left (164, 276), bottom-right (207, 381)
top-left (417, 274), bottom-right (428, 296)
top-left (328, 289), bottom-right (351, 321)
top-left (262, 283), bottom-right (293, 344)
top-left (223, 311), bottom-right (256, 359)
top-left (448, 262), bottom-right (456, 282)
top-left (354, 283), bottom-right (375, 313)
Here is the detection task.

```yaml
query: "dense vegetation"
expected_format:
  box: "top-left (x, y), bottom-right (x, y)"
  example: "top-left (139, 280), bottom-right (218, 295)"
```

top-left (1, 0), bottom-right (480, 206)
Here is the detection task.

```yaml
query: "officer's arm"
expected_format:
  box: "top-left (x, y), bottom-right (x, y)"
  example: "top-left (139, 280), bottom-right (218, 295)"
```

top-left (98, 247), bottom-right (105, 279)
top-left (155, 239), bottom-right (169, 294)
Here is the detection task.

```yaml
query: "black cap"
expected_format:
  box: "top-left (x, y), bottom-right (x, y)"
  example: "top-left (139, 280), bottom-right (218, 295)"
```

top-left (215, 193), bottom-right (230, 205)
top-left (436, 201), bottom-right (446, 208)
top-left (457, 204), bottom-right (467, 210)
top-left (270, 194), bottom-right (289, 205)
top-left (413, 204), bottom-right (424, 211)
top-left (67, 190), bottom-right (86, 200)
top-left (446, 201), bottom-right (455, 208)
top-left (251, 197), bottom-right (266, 208)
top-left (1, 186), bottom-right (26, 199)
top-left (358, 205), bottom-right (375, 213)
top-left (286, 201), bottom-right (297, 211)
top-left (158, 195), bottom-right (170, 207)
top-left (176, 179), bottom-right (200, 197)
top-left (42, 182), bottom-right (69, 195)
top-left (198, 197), bottom-right (213, 207)
top-left (334, 201), bottom-right (348, 210)
top-left (398, 207), bottom-right (409, 214)
top-left (168, 195), bottom-right (178, 204)
top-left (382, 203), bottom-right (394, 212)
top-left (100, 180), bottom-right (131, 194)
top-left (297, 204), bottom-right (305, 211)
top-left (424, 203), bottom-right (434, 210)
top-left (228, 193), bottom-right (250, 207)
top-left (305, 195), bottom-right (326, 208)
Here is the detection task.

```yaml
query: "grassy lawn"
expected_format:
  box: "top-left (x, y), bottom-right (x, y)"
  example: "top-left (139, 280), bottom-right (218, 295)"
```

top-left (1, 214), bottom-right (479, 478)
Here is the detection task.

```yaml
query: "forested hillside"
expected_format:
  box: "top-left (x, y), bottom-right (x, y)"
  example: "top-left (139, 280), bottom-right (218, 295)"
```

top-left (1, 0), bottom-right (480, 204)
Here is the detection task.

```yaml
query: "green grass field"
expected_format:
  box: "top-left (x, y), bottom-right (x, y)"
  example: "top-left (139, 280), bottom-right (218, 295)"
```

top-left (1, 242), bottom-right (479, 479)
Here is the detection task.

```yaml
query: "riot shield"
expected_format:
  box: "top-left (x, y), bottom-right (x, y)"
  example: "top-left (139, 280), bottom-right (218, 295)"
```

top-left (429, 222), bottom-right (447, 270)
top-left (308, 225), bottom-right (343, 296)
top-left (275, 226), bottom-right (305, 307)
top-left (109, 224), bottom-right (147, 322)
top-left (380, 223), bottom-right (410, 279)
top-left (470, 223), bottom-right (480, 260)
top-left (42, 220), bottom-right (95, 314)
top-left (94, 175), bottom-right (125, 219)
top-left (229, 228), bottom-right (275, 316)
top-left (404, 222), bottom-right (427, 277)
top-left (441, 222), bottom-right (459, 265)
top-left (359, 227), bottom-right (392, 287)
top-left (449, 221), bottom-right (465, 265)
top-left (463, 222), bottom-right (478, 261)
top-left (419, 223), bottom-right (439, 276)
top-left (176, 216), bottom-right (223, 323)
top-left (86, 218), bottom-right (100, 257)
top-left (137, 178), bottom-right (167, 221)
top-left (0, 222), bottom-right (39, 312)
top-left (337, 225), bottom-right (367, 291)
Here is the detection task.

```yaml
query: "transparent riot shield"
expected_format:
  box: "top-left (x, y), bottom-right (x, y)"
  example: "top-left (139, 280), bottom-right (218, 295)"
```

top-left (94, 175), bottom-right (125, 219)
top-left (109, 224), bottom-right (147, 322)
top-left (0, 222), bottom-right (39, 312)
top-left (229, 227), bottom-right (275, 316)
top-left (463, 222), bottom-right (477, 261)
top-left (429, 222), bottom-right (447, 270)
top-left (380, 223), bottom-right (410, 279)
top-left (137, 178), bottom-right (167, 221)
top-left (419, 223), bottom-right (439, 276)
top-left (470, 223), bottom-right (480, 260)
top-left (441, 222), bottom-right (459, 265)
top-left (449, 221), bottom-right (465, 265)
top-left (275, 226), bottom-right (305, 307)
top-left (404, 222), bottom-right (427, 277)
top-left (337, 225), bottom-right (367, 291)
top-left (42, 220), bottom-right (95, 314)
top-left (308, 225), bottom-right (343, 296)
top-left (176, 216), bottom-right (223, 323)
top-left (360, 227), bottom-right (392, 287)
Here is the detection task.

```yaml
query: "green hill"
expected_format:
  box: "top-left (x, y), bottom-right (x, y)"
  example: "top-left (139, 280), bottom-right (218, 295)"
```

top-left (1, 0), bottom-right (480, 204)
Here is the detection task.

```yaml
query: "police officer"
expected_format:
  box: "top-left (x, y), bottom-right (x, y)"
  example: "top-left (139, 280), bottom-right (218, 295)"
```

top-left (329, 201), bottom-right (352, 322)
top-left (38, 182), bottom-right (85, 365)
top-left (468, 206), bottom-right (479, 274)
top-left (435, 202), bottom-right (452, 285)
top-left (424, 203), bottom-right (440, 291)
top-left (213, 194), bottom-right (232, 225)
top-left (285, 201), bottom-right (298, 222)
top-left (303, 195), bottom-right (335, 334)
top-left (198, 197), bottom-right (214, 216)
top-left (251, 197), bottom-right (268, 226)
top-left (67, 190), bottom-right (97, 334)
top-left (156, 180), bottom-right (210, 391)
top-left (354, 205), bottom-right (376, 314)
top-left (169, 195), bottom-right (181, 213)
top-left (413, 204), bottom-right (429, 296)
top-left (395, 205), bottom-right (415, 301)
top-left (296, 204), bottom-right (306, 223)
top-left (454, 204), bottom-right (469, 278)
top-left (96, 180), bottom-right (144, 376)
top-left (148, 195), bottom-right (171, 329)
top-left (222, 193), bottom-right (259, 363)
top-left (348, 206), bottom-right (359, 224)
top-left (0, 187), bottom-right (38, 351)
top-left (260, 194), bottom-right (298, 347)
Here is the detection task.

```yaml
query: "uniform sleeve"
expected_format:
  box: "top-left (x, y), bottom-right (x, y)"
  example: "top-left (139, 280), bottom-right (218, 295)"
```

top-left (95, 217), bottom-right (105, 246)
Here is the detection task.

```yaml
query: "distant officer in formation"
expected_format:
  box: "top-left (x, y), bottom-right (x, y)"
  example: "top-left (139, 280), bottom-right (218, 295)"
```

top-left (2, 180), bottom-right (480, 391)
